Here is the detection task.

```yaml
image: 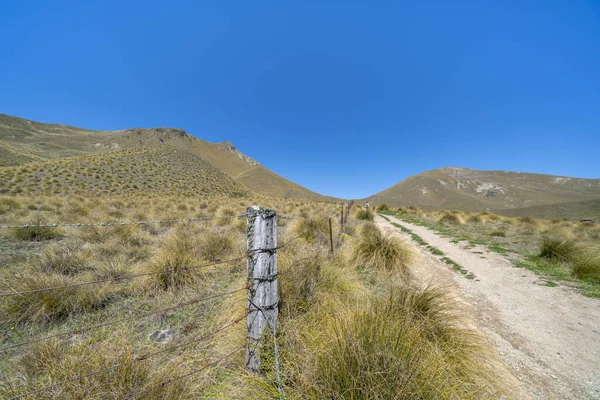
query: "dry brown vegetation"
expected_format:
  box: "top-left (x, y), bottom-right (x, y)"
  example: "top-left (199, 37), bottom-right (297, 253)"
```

top-left (0, 147), bottom-right (251, 197)
top-left (381, 206), bottom-right (600, 297)
top-left (0, 194), bottom-right (516, 398)
top-left (0, 113), bottom-right (337, 202)
top-left (0, 195), bottom-right (337, 398)
top-left (372, 166), bottom-right (600, 213)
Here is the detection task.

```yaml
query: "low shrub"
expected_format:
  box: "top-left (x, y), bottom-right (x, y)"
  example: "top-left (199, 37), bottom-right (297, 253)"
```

top-left (214, 208), bottom-right (237, 226)
top-left (356, 209), bottom-right (374, 221)
top-left (3, 335), bottom-right (192, 399)
top-left (278, 247), bottom-right (324, 318)
top-left (293, 219), bottom-right (329, 244)
top-left (0, 273), bottom-right (112, 323)
top-left (489, 228), bottom-right (507, 237)
top-left (539, 236), bottom-right (577, 262)
top-left (352, 223), bottom-right (413, 275)
top-left (438, 212), bottom-right (461, 225)
top-left (572, 253), bottom-right (600, 283)
top-left (297, 285), bottom-right (507, 399)
top-left (467, 214), bottom-right (482, 223)
top-left (94, 255), bottom-right (134, 281)
top-left (518, 216), bottom-right (536, 224)
top-left (199, 230), bottom-right (235, 262)
top-left (145, 230), bottom-right (198, 291)
top-left (9, 217), bottom-right (62, 241)
top-left (39, 241), bottom-right (91, 275)
top-left (376, 204), bottom-right (390, 212)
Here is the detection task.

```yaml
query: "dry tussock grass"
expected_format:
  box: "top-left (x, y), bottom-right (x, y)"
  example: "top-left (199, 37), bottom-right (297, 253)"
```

top-left (221, 210), bottom-right (514, 399)
top-left (386, 206), bottom-right (600, 296)
top-left (0, 195), bottom-right (513, 398)
top-left (352, 223), bottom-right (414, 275)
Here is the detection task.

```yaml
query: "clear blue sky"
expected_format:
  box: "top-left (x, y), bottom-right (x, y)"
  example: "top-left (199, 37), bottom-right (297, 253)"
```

top-left (1, 1), bottom-right (599, 198)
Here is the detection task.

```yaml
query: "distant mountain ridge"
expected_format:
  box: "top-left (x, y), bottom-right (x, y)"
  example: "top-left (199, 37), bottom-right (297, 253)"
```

top-left (371, 166), bottom-right (600, 212)
top-left (0, 113), bottom-right (335, 201)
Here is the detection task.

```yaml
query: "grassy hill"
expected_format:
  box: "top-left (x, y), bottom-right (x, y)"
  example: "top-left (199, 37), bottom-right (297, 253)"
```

top-left (493, 199), bottom-right (600, 221)
top-left (0, 113), bottom-right (334, 201)
top-left (0, 146), bottom-right (250, 197)
top-left (372, 166), bottom-right (600, 212)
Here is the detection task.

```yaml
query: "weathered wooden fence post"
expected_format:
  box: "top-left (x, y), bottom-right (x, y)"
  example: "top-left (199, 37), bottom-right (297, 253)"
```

top-left (246, 206), bottom-right (278, 373)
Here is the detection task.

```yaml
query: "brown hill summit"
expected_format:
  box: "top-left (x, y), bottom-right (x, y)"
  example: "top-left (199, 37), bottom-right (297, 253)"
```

top-left (0, 113), bottom-right (334, 201)
top-left (372, 166), bottom-right (600, 212)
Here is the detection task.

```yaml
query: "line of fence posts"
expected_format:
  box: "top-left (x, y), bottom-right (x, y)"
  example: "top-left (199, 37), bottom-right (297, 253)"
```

top-left (2, 204), bottom-right (357, 393)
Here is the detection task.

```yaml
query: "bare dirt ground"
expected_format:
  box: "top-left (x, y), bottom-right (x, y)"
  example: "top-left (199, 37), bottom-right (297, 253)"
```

top-left (376, 215), bottom-right (600, 400)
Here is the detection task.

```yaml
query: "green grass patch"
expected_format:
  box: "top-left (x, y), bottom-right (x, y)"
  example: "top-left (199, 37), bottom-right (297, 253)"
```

top-left (487, 244), bottom-right (510, 254)
top-left (440, 257), bottom-right (476, 279)
top-left (541, 280), bottom-right (558, 287)
top-left (514, 256), bottom-right (572, 282)
top-left (426, 245), bottom-right (444, 256)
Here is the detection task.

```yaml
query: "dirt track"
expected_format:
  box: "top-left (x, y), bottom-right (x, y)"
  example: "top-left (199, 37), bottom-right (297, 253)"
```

top-left (376, 215), bottom-right (600, 400)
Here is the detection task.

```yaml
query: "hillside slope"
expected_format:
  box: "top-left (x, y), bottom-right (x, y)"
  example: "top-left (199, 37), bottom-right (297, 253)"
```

top-left (0, 113), bottom-right (332, 201)
top-left (493, 199), bottom-right (600, 221)
top-left (0, 146), bottom-right (250, 197)
top-left (373, 167), bottom-right (600, 211)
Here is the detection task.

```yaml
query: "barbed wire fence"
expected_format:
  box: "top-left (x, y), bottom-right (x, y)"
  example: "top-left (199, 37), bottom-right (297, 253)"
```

top-left (0, 202), bottom-right (354, 399)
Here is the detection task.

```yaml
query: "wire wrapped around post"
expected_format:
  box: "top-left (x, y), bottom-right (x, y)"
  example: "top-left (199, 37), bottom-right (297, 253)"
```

top-left (245, 206), bottom-right (279, 373)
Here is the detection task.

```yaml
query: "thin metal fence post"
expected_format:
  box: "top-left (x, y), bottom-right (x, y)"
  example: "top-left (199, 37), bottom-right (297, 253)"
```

top-left (329, 218), bottom-right (334, 254)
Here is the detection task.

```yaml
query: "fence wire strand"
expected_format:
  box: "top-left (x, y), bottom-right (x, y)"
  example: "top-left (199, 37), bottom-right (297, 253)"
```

top-left (0, 255), bottom-right (248, 298)
top-left (2, 205), bottom-right (344, 399)
top-left (1, 227), bottom-right (310, 298)
top-left (0, 208), bottom-right (338, 230)
top-left (124, 346), bottom-right (245, 400)
top-left (0, 287), bottom-right (247, 352)
top-left (9, 314), bottom-right (246, 400)
top-left (0, 214), bottom-right (248, 230)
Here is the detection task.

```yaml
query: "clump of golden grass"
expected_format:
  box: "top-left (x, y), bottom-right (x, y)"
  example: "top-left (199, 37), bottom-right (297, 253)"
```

top-left (0, 197), bottom-right (20, 214)
top-left (0, 273), bottom-right (113, 323)
top-left (94, 255), bottom-right (135, 281)
top-left (1, 334), bottom-right (193, 399)
top-left (352, 223), bottom-right (413, 275)
top-left (9, 216), bottom-right (62, 241)
top-left (145, 233), bottom-right (197, 291)
top-left (214, 207), bottom-right (237, 226)
top-left (292, 218), bottom-right (330, 244)
top-left (39, 241), bottom-right (91, 275)
top-left (355, 208), bottom-right (374, 221)
top-left (539, 235), bottom-right (577, 262)
top-left (277, 246), bottom-right (323, 318)
top-left (438, 211), bottom-right (461, 225)
top-left (467, 214), bottom-right (482, 223)
top-left (376, 203), bottom-right (390, 212)
top-left (112, 225), bottom-right (152, 247)
top-left (1, 194), bottom-right (512, 399)
top-left (287, 284), bottom-right (509, 399)
top-left (198, 229), bottom-right (235, 262)
top-left (277, 240), bottom-right (361, 319)
top-left (518, 216), bottom-right (536, 224)
top-left (489, 227), bottom-right (508, 237)
top-left (572, 252), bottom-right (600, 283)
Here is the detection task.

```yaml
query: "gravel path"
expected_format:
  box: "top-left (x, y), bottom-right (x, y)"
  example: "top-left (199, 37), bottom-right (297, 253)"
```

top-left (376, 214), bottom-right (600, 400)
